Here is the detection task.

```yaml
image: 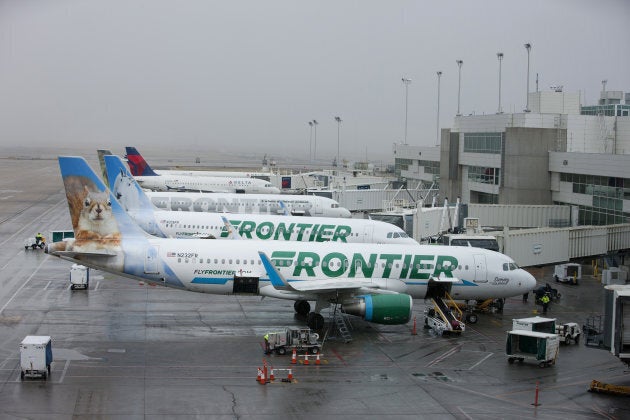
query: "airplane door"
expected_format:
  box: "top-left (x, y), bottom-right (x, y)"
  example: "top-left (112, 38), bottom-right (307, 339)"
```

top-left (473, 254), bottom-right (487, 283)
top-left (313, 200), bottom-right (323, 215)
top-left (363, 225), bottom-right (374, 243)
top-left (144, 246), bottom-right (159, 274)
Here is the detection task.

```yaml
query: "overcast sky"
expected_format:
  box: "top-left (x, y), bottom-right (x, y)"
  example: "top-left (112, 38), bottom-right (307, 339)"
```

top-left (1, 0), bottom-right (628, 162)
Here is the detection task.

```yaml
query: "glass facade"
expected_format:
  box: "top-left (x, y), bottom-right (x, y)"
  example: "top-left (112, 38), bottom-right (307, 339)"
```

top-left (468, 166), bottom-right (500, 185)
top-left (476, 192), bottom-right (499, 204)
top-left (559, 172), bottom-right (630, 225)
top-left (463, 132), bottom-right (503, 154)
top-left (581, 105), bottom-right (630, 117)
top-left (394, 158), bottom-right (412, 177)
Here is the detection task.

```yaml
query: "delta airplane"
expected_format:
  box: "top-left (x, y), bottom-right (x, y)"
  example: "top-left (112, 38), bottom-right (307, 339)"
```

top-left (123, 147), bottom-right (280, 194)
top-left (47, 156), bottom-right (536, 329)
top-left (126, 146), bottom-right (273, 180)
top-left (105, 154), bottom-right (416, 244)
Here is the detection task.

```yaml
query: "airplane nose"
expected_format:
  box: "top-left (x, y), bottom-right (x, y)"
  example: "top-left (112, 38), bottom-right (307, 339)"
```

top-left (521, 270), bottom-right (537, 292)
top-left (340, 208), bottom-right (351, 218)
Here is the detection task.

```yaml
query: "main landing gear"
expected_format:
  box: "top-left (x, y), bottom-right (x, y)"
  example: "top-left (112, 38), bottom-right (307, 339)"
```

top-left (294, 300), bottom-right (325, 330)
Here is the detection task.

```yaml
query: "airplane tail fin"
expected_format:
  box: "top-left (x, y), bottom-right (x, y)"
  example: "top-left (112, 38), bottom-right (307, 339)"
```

top-left (104, 154), bottom-right (156, 212)
top-left (220, 215), bottom-right (242, 240)
top-left (97, 149), bottom-right (113, 187)
top-left (125, 146), bottom-right (159, 176)
top-left (53, 156), bottom-right (148, 246)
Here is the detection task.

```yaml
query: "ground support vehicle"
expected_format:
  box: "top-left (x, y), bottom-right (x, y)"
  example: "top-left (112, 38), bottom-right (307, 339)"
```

top-left (534, 283), bottom-right (561, 303)
top-left (556, 322), bottom-right (581, 344)
top-left (424, 297), bottom-right (465, 335)
top-left (554, 263), bottom-right (581, 285)
top-left (506, 330), bottom-right (559, 368)
top-left (589, 380), bottom-right (630, 396)
top-left (70, 264), bottom-right (89, 290)
top-left (24, 236), bottom-right (46, 250)
top-left (20, 336), bottom-right (52, 380)
top-left (265, 327), bottom-right (321, 355)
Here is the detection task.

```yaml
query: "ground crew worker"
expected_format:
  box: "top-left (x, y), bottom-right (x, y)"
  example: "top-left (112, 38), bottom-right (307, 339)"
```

top-left (541, 294), bottom-right (550, 314)
top-left (264, 333), bottom-right (270, 354)
top-left (35, 232), bottom-right (43, 245)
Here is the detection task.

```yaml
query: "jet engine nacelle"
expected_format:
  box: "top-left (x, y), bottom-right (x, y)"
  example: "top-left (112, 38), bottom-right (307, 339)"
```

top-left (342, 294), bottom-right (412, 325)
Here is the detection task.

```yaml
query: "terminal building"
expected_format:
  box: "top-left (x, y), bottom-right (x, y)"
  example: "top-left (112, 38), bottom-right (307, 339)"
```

top-left (393, 87), bottom-right (630, 226)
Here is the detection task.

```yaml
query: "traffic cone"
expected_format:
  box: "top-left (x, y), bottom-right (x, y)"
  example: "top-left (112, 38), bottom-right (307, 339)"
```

top-left (257, 367), bottom-right (262, 383)
top-left (412, 316), bottom-right (417, 335)
top-left (303, 353), bottom-right (309, 365)
top-left (270, 368), bottom-right (275, 381)
top-left (291, 348), bottom-right (297, 364)
top-left (315, 351), bottom-right (321, 365)
top-left (287, 368), bottom-right (293, 382)
top-left (263, 360), bottom-right (269, 384)
top-left (259, 367), bottom-right (266, 385)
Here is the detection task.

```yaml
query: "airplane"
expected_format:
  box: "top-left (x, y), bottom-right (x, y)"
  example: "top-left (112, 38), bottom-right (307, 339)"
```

top-left (104, 154), bottom-right (417, 244)
top-left (126, 146), bottom-right (273, 180)
top-left (124, 147), bottom-right (280, 194)
top-left (47, 156), bottom-right (537, 330)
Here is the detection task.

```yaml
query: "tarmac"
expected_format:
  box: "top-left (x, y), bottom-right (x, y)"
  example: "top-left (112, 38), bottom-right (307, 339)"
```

top-left (1, 155), bottom-right (629, 419)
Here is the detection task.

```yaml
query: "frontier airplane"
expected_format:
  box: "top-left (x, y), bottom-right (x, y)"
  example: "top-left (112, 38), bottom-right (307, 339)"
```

top-left (48, 157), bottom-right (536, 329)
top-left (105, 154), bottom-right (416, 244)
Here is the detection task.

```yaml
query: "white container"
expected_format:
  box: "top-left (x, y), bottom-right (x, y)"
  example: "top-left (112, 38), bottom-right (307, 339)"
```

top-left (70, 264), bottom-right (89, 290)
top-left (20, 336), bottom-right (53, 380)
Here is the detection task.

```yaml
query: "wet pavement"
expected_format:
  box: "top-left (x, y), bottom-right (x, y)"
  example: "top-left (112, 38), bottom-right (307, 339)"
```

top-left (0, 157), bottom-right (629, 419)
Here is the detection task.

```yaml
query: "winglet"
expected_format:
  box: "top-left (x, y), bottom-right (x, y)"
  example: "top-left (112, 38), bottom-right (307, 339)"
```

top-left (125, 146), bottom-right (159, 176)
top-left (221, 216), bottom-right (242, 240)
top-left (258, 251), bottom-right (294, 291)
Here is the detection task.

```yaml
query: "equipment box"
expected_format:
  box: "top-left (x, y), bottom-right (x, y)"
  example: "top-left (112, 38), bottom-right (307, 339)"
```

top-left (506, 330), bottom-right (559, 368)
top-left (20, 336), bottom-right (53, 380)
top-left (70, 264), bottom-right (89, 290)
top-left (512, 316), bottom-right (556, 334)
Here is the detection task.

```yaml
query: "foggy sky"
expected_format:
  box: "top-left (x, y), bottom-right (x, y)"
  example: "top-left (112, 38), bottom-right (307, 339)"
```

top-left (1, 0), bottom-right (628, 162)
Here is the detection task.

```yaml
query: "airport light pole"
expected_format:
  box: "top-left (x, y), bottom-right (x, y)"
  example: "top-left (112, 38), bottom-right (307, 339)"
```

top-left (436, 71), bottom-right (442, 146)
top-left (334, 116), bottom-right (342, 171)
top-left (312, 120), bottom-right (319, 161)
top-left (497, 52), bottom-right (503, 114)
top-left (402, 77), bottom-right (412, 144)
top-left (524, 43), bottom-right (531, 112)
top-left (456, 60), bottom-right (463, 116)
top-left (308, 121), bottom-right (313, 161)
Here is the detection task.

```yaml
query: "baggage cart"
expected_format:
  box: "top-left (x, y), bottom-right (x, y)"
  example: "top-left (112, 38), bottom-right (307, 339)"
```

top-left (506, 330), bottom-right (559, 368)
top-left (20, 336), bottom-right (53, 380)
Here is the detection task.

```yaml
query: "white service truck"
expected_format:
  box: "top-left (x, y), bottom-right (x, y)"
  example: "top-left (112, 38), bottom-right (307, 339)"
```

top-left (20, 336), bottom-right (53, 380)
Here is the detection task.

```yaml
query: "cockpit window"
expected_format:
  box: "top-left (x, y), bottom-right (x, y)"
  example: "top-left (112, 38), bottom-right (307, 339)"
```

top-left (393, 232), bottom-right (400, 238)
top-left (503, 262), bottom-right (520, 271)
top-left (331, 204), bottom-right (338, 208)
top-left (387, 233), bottom-right (392, 238)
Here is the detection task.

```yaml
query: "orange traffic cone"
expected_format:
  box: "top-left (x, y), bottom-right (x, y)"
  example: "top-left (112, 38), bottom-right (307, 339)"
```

top-left (257, 367), bottom-right (262, 383)
top-left (303, 353), bottom-right (309, 365)
top-left (270, 368), bottom-right (275, 381)
top-left (287, 368), bottom-right (293, 381)
top-left (291, 348), bottom-right (297, 364)
top-left (315, 351), bottom-right (321, 365)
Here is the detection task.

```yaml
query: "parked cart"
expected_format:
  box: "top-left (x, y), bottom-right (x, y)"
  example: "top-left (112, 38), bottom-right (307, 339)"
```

top-left (556, 322), bottom-right (581, 344)
top-left (506, 330), bottom-right (559, 368)
top-left (20, 336), bottom-right (53, 380)
top-left (70, 264), bottom-right (89, 290)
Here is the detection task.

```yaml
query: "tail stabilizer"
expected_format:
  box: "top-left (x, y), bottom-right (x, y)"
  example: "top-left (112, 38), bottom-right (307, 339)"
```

top-left (125, 146), bottom-right (159, 176)
top-left (104, 154), bottom-right (155, 212)
top-left (56, 156), bottom-right (148, 241)
top-left (258, 251), bottom-right (295, 291)
top-left (278, 200), bottom-right (290, 216)
top-left (97, 149), bottom-right (113, 187)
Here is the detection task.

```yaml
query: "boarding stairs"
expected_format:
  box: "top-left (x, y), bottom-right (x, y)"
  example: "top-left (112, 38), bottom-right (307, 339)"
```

top-left (327, 304), bottom-right (353, 343)
top-left (430, 292), bottom-right (465, 334)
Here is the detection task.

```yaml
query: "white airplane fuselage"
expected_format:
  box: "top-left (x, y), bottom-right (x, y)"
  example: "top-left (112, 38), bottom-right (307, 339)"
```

top-left (134, 174), bottom-right (280, 194)
top-left (145, 191), bottom-right (352, 218)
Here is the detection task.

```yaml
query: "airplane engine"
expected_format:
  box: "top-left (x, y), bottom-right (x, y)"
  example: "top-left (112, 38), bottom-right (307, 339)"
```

top-left (342, 294), bottom-right (412, 325)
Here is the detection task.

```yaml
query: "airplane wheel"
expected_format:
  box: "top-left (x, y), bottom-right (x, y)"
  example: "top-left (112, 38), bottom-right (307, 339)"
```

top-left (307, 312), bottom-right (324, 330)
top-left (294, 300), bottom-right (310, 316)
top-left (508, 357), bottom-right (514, 364)
top-left (466, 314), bottom-right (478, 324)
